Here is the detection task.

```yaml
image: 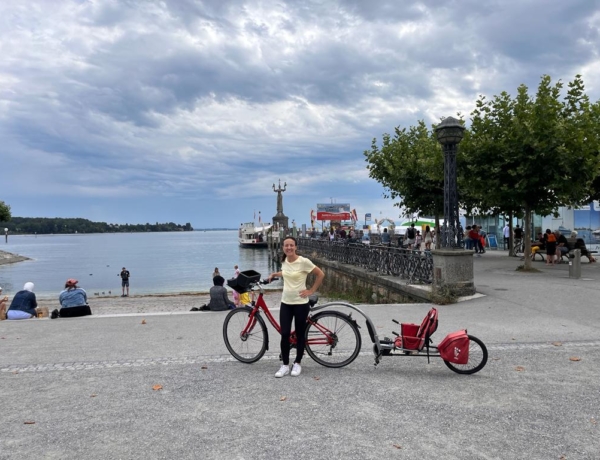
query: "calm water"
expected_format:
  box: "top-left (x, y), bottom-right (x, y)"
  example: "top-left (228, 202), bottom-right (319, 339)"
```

top-left (0, 231), bottom-right (279, 297)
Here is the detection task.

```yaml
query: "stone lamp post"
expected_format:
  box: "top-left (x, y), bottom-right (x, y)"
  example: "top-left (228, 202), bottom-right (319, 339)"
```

top-left (431, 117), bottom-right (474, 298)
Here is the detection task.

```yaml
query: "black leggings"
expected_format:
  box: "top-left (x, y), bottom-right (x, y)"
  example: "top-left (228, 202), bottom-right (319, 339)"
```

top-left (59, 305), bottom-right (92, 318)
top-left (280, 302), bottom-right (310, 365)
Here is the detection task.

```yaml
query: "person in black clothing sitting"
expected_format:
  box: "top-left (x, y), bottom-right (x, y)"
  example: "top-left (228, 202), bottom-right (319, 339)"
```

top-left (199, 276), bottom-right (234, 311)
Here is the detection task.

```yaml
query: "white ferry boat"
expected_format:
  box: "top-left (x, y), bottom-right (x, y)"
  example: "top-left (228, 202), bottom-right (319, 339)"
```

top-left (238, 222), bottom-right (273, 248)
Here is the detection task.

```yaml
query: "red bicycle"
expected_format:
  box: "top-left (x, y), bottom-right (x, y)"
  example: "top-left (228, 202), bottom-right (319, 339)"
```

top-left (223, 271), bottom-right (362, 368)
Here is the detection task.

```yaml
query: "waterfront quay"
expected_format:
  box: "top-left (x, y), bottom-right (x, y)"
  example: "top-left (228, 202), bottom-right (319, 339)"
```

top-left (1, 250), bottom-right (599, 459)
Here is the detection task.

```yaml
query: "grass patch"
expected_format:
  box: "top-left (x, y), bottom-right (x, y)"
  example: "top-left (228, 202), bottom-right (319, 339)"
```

top-left (430, 285), bottom-right (458, 305)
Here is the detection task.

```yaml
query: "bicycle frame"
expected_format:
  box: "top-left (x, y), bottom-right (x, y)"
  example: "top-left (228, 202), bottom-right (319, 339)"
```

top-left (239, 285), bottom-right (344, 348)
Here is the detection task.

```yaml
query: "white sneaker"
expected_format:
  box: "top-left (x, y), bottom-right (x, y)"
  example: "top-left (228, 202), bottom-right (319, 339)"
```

top-left (291, 363), bottom-right (302, 377)
top-left (275, 365), bottom-right (290, 378)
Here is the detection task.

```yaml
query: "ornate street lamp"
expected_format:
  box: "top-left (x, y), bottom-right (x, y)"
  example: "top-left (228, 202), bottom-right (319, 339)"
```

top-left (435, 117), bottom-right (465, 248)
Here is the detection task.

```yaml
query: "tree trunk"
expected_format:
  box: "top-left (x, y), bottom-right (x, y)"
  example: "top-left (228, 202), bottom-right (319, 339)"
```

top-left (523, 207), bottom-right (532, 269)
top-left (508, 211), bottom-right (514, 256)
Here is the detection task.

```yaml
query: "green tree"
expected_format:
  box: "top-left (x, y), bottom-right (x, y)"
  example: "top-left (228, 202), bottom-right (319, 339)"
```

top-left (463, 75), bottom-right (600, 269)
top-left (0, 201), bottom-right (11, 222)
top-left (364, 120), bottom-right (444, 225)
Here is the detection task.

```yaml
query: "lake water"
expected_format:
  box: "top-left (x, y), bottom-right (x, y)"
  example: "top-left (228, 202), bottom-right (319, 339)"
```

top-left (0, 231), bottom-right (280, 297)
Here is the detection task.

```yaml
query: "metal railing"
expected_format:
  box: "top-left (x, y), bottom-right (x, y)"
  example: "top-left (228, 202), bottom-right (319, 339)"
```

top-left (298, 238), bottom-right (433, 284)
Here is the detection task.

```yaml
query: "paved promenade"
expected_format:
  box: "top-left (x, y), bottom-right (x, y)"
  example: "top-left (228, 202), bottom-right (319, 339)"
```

top-left (1, 250), bottom-right (599, 459)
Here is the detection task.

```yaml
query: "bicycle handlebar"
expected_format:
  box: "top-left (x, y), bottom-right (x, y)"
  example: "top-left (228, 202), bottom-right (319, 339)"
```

top-left (260, 277), bottom-right (279, 285)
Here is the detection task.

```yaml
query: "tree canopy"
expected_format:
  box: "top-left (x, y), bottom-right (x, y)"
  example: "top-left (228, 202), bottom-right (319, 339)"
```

top-left (364, 75), bottom-right (600, 267)
top-left (0, 217), bottom-right (194, 234)
top-left (364, 120), bottom-right (444, 219)
top-left (462, 75), bottom-right (600, 268)
top-left (0, 201), bottom-right (11, 222)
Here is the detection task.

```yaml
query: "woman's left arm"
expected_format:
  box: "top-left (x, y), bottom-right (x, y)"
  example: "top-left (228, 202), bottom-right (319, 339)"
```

top-left (300, 266), bottom-right (325, 298)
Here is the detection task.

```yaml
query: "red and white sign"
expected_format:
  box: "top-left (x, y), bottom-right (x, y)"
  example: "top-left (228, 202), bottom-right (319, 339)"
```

top-left (317, 212), bottom-right (351, 221)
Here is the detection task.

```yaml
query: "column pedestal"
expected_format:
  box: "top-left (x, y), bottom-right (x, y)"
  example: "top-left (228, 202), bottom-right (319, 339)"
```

top-left (431, 249), bottom-right (475, 297)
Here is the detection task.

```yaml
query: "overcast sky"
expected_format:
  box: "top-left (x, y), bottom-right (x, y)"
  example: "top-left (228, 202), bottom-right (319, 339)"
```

top-left (1, 0), bottom-right (599, 229)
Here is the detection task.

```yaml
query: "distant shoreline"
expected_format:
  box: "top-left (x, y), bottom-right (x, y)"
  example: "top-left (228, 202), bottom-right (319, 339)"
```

top-left (0, 249), bottom-right (30, 265)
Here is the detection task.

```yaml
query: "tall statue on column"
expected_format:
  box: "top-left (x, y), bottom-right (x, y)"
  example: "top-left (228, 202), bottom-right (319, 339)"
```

top-left (272, 179), bottom-right (289, 230)
top-left (273, 180), bottom-right (287, 216)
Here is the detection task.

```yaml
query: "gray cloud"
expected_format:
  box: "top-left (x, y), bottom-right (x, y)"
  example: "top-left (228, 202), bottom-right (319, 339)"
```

top-left (0, 0), bottom-right (599, 226)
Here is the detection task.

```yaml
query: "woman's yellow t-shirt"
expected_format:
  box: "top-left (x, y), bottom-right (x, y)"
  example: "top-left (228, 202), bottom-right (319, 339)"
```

top-left (281, 256), bottom-right (316, 305)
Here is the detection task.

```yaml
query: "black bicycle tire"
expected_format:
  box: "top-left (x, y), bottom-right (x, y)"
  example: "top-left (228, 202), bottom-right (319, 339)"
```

top-left (304, 310), bottom-right (362, 368)
top-left (223, 307), bottom-right (268, 363)
top-left (443, 334), bottom-right (488, 375)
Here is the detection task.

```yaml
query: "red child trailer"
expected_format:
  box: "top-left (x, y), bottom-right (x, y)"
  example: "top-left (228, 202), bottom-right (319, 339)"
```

top-left (375, 307), bottom-right (488, 374)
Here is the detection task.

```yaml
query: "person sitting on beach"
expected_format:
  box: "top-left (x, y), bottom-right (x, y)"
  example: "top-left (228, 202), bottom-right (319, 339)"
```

top-left (200, 276), bottom-right (234, 311)
top-left (0, 286), bottom-right (9, 320)
top-left (212, 267), bottom-right (220, 279)
top-left (53, 279), bottom-right (92, 319)
top-left (6, 282), bottom-right (38, 320)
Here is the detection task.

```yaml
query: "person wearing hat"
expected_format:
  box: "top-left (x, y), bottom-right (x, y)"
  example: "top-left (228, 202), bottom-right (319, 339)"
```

top-left (120, 267), bottom-right (130, 297)
top-left (6, 282), bottom-right (37, 320)
top-left (53, 279), bottom-right (92, 319)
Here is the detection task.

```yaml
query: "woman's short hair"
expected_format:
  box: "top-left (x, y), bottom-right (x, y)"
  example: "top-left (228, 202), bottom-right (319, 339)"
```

top-left (213, 275), bottom-right (225, 286)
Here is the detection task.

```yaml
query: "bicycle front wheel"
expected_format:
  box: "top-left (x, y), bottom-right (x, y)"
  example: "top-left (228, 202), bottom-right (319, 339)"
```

top-left (443, 335), bottom-right (488, 375)
top-left (305, 311), bottom-right (362, 368)
top-left (223, 307), bottom-right (267, 363)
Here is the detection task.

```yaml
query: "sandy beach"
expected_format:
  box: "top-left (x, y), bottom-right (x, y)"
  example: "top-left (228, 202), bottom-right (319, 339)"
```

top-left (32, 290), bottom-right (286, 316)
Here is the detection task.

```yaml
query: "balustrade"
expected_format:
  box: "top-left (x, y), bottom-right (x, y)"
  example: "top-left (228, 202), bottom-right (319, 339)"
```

top-left (298, 238), bottom-right (433, 284)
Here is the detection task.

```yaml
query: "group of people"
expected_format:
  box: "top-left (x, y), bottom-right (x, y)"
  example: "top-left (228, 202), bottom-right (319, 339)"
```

top-left (403, 223), bottom-right (434, 250)
top-left (322, 227), bottom-right (356, 241)
top-left (197, 265), bottom-right (250, 312)
top-left (528, 229), bottom-right (597, 265)
top-left (0, 267), bottom-right (133, 321)
top-left (465, 225), bottom-right (487, 255)
top-left (0, 279), bottom-right (92, 321)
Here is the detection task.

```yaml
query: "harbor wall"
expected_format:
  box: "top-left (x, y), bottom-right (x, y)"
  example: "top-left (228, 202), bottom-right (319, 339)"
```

top-left (305, 254), bottom-right (430, 304)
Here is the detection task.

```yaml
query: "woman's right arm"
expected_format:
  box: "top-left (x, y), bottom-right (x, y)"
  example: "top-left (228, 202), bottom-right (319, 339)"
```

top-left (268, 271), bottom-right (282, 282)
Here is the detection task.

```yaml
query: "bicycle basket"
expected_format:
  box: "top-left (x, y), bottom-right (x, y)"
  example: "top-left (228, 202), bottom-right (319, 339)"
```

top-left (227, 270), bottom-right (261, 293)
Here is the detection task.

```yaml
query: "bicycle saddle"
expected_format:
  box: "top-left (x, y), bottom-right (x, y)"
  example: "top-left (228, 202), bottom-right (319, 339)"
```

top-left (308, 294), bottom-right (318, 307)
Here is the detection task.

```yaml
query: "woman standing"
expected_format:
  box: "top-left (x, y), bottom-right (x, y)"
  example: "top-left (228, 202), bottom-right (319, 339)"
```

top-left (232, 265), bottom-right (241, 306)
top-left (424, 225), bottom-right (433, 250)
top-left (268, 237), bottom-right (325, 378)
top-left (544, 229), bottom-right (557, 265)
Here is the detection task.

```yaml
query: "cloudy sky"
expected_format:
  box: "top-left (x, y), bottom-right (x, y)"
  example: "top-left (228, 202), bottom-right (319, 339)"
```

top-left (1, 0), bottom-right (599, 229)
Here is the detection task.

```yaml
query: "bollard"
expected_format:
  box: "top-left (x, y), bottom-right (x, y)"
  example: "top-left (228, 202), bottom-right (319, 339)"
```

top-left (569, 249), bottom-right (581, 279)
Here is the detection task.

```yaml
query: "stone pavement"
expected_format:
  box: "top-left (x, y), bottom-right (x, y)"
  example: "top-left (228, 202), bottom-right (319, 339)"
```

top-left (1, 249), bottom-right (599, 460)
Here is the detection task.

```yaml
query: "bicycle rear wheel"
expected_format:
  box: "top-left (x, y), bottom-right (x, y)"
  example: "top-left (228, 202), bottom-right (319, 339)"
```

top-left (305, 311), bottom-right (362, 368)
top-left (223, 307), bottom-right (267, 363)
top-left (443, 335), bottom-right (488, 375)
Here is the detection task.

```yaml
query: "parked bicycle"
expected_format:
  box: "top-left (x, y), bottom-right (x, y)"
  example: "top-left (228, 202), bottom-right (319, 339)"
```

top-left (223, 271), bottom-right (362, 368)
